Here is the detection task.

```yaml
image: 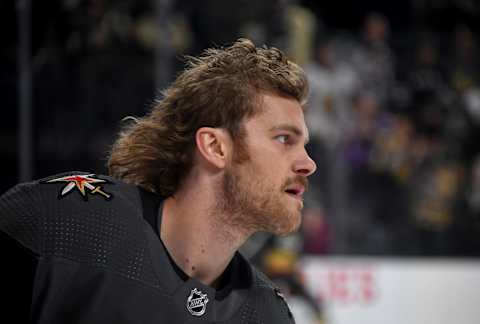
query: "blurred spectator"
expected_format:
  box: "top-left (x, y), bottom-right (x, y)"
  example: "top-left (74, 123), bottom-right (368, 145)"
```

top-left (344, 93), bottom-right (382, 171)
top-left (467, 156), bottom-right (480, 217)
top-left (368, 114), bottom-right (415, 186)
top-left (342, 94), bottom-right (413, 254)
top-left (448, 25), bottom-right (480, 165)
top-left (301, 207), bottom-right (332, 255)
top-left (449, 24), bottom-right (480, 93)
top-left (407, 36), bottom-right (453, 120)
top-left (448, 154), bottom-right (480, 255)
top-left (408, 158), bottom-right (466, 254)
top-left (349, 12), bottom-right (396, 105)
top-left (303, 35), bottom-right (359, 239)
top-left (285, 1), bottom-right (318, 66)
top-left (304, 36), bottom-right (359, 147)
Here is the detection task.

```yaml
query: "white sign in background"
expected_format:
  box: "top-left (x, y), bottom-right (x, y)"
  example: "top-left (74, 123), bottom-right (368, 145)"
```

top-left (300, 257), bottom-right (480, 324)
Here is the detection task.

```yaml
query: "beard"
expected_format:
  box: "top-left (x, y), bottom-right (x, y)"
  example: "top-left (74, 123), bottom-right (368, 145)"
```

top-left (217, 164), bottom-right (306, 236)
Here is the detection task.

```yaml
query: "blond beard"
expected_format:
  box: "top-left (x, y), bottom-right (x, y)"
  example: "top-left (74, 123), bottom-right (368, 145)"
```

top-left (215, 165), bottom-right (302, 237)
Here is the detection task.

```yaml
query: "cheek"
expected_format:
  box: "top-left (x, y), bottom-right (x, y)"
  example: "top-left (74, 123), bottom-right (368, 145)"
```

top-left (251, 146), bottom-right (286, 171)
top-left (253, 164), bottom-right (285, 192)
top-left (244, 145), bottom-right (290, 187)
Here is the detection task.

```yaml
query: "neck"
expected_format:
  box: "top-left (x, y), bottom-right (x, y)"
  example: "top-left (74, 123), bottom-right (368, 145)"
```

top-left (160, 181), bottom-right (250, 287)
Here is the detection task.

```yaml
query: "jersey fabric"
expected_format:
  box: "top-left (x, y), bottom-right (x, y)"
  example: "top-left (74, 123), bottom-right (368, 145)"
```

top-left (0, 172), bottom-right (295, 324)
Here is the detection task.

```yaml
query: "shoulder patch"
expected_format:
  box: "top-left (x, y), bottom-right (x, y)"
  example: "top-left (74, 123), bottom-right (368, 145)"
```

top-left (42, 173), bottom-right (113, 201)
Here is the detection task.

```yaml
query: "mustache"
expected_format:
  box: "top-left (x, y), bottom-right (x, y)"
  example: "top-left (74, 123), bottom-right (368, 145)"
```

top-left (283, 176), bottom-right (309, 192)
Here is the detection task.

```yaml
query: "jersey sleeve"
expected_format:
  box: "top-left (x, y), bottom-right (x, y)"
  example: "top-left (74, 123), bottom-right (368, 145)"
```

top-left (0, 181), bottom-right (43, 324)
top-left (0, 181), bottom-right (44, 254)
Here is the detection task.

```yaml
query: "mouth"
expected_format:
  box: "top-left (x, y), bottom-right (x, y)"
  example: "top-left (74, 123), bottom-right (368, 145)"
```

top-left (284, 185), bottom-right (305, 200)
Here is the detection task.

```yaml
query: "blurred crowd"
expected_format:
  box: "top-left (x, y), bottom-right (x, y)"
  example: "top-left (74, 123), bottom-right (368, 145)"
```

top-left (2, 0), bottom-right (480, 261)
top-left (301, 12), bottom-right (480, 258)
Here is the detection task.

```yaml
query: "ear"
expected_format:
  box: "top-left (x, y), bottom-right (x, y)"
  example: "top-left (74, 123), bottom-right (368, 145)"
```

top-left (195, 127), bottom-right (231, 169)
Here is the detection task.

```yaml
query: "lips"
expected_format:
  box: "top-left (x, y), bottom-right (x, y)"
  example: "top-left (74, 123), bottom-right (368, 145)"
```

top-left (283, 176), bottom-right (308, 201)
top-left (284, 185), bottom-right (305, 198)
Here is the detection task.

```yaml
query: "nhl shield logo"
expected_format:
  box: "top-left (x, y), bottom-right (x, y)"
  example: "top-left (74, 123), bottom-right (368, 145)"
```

top-left (186, 288), bottom-right (209, 316)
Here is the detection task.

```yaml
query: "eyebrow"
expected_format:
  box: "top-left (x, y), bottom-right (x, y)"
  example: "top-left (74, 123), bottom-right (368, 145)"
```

top-left (269, 124), bottom-right (310, 144)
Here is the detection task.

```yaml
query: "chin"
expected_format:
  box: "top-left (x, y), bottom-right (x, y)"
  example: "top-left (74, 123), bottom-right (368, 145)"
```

top-left (289, 213), bottom-right (303, 233)
top-left (272, 211), bottom-right (302, 236)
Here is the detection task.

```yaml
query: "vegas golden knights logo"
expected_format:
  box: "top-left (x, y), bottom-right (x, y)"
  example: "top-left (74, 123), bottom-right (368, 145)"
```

top-left (44, 174), bottom-right (112, 201)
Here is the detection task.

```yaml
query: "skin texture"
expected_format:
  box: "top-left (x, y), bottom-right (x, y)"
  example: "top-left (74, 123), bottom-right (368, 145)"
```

top-left (160, 93), bottom-right (316, 286)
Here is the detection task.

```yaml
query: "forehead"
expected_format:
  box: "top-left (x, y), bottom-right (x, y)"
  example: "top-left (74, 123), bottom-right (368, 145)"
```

top-left (244, 93), bottom-right (308, 135)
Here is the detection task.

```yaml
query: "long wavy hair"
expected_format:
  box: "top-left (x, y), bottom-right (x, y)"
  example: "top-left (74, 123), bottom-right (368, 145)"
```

top-left (108, 38), bottom-right (308, 197)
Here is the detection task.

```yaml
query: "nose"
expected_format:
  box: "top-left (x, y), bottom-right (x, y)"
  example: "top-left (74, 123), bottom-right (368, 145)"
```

top-left (293, 149), bottom-right (317, 177)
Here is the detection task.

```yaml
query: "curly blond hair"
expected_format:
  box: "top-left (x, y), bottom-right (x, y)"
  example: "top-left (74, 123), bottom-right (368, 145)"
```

top-left (108, 38), bottom-right (308, 197)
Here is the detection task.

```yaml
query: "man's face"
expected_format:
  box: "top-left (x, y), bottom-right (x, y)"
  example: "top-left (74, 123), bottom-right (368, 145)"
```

top-left (220, 93), bottom-right (317, 236)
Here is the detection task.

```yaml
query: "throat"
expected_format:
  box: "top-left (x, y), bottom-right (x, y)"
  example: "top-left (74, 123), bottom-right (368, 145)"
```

top-left (160, 200), bottom-right (244, 287)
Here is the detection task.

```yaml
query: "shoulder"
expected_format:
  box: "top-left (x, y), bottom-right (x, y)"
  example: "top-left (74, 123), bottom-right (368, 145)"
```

top-left (1, 171), bottom-right (162, 286)
top-left (220, 253), bottom-right (295, 323)
top-left (0, 171), bottom-right (143, 254)
top-left (246, 264), bottom-right (296, 323)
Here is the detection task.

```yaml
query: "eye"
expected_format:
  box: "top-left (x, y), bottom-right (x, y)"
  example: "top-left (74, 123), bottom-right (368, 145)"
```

top-left (276, 135), bottom-right (290, 144)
